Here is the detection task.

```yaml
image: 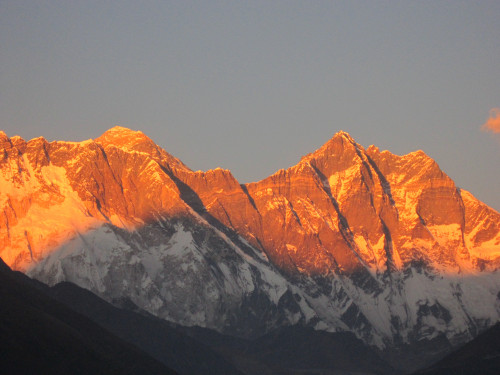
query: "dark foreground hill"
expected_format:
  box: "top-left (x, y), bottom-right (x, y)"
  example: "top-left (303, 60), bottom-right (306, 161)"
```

top-left (49, 280), bottom-right (394, 374)
top-left (0, 258), bottom-right (177, 375)
top-left (2, 126), bottom-right (500, 373)
top-left (49, 281), bottom-right (244, 375)
top-left (1, 255), bottom-right (395, 374)
top-left (414, 323), bottom-right (500, 375)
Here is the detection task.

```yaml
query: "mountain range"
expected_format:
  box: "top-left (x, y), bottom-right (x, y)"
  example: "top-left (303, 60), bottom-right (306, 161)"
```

top-left (1, 126), bottom-right (499, 372)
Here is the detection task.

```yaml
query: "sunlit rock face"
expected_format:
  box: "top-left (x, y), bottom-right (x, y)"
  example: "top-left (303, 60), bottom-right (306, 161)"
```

top-left (0, 127), bottom-right (191, 270)
top-left (1, 126), bottom-right (499, 353)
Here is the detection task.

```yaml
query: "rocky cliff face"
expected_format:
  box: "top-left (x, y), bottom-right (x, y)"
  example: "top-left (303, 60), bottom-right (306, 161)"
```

top-left (1, 126), bottom-right (499, 360)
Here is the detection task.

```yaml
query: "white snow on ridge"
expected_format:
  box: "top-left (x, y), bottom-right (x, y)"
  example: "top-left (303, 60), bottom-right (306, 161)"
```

top-left (27, 215), bottom-right (322, 333)
top-left (23, 202), bottom-right (500, 349)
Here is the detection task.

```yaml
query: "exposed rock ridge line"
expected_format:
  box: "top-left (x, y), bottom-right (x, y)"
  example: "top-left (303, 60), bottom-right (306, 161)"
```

top-left (0, 126), bottom-right (499, 360)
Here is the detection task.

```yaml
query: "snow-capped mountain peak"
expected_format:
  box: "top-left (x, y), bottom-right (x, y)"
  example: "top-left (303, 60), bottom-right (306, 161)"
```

top-left (1, 126), bottom-right (499, 364)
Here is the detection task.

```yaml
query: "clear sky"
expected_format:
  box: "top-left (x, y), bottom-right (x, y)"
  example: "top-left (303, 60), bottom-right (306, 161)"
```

top-left (1, 1), bottom-right (499, 211)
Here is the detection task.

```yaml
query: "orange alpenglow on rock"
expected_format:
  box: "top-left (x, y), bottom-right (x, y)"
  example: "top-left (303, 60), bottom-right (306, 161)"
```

top-left (2, 126), bottom-right (500, 359)
top-left (0, 126), bottom-right (498, 274)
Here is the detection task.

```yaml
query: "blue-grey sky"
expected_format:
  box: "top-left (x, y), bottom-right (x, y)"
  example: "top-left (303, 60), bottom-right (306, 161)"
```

top-left (1, 1), bottom-right (499, 211)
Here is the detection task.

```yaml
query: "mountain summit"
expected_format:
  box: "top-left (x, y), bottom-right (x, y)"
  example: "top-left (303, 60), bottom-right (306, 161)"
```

top-left (95, 126), bottom-right (155, 150)
top-left (0, 126), bottom-right (499, 370)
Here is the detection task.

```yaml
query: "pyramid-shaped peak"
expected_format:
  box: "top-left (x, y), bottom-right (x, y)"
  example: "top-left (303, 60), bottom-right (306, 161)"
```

top-left (94, 126), bottom-right (191, 171)
top-left (95, 126), bottom-right (156, 151)
top-left (299, 130), bottom-right (360, 164)
top-left (97, 125), bottom-right (146, 140)
top-left (322, 130), bottom-right (358, 149)
top-left (333, 130), bottom-right (354, 140)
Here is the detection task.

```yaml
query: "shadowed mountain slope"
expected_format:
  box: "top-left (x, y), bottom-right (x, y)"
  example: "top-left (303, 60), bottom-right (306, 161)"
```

top-left (0, 258), bottom-right (177, 375)
top-left (1, 126), bottom-right (499, 372)
top-left (414, 323), bottom-right (500, 375)
top-left (49, 281), bottom-right (244, 375)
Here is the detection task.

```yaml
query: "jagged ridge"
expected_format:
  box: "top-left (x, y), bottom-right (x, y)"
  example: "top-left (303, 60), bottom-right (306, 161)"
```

top-left (0, 126), bottom-right (499, 370)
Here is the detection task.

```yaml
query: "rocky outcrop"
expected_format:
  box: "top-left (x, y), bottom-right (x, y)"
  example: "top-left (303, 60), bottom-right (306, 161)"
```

top-left (1, 126), bottom-right (499, 363)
